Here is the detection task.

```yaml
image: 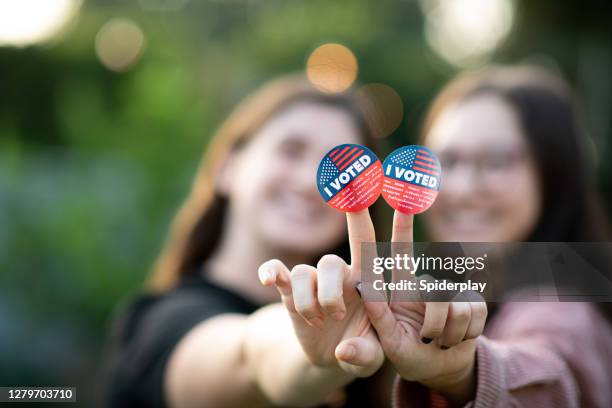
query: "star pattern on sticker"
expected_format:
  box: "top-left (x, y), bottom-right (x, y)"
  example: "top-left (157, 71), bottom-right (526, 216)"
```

top-left (318, 157), bottom-right (338, 185)
top-left (391, 147), bottom-right (417, 167)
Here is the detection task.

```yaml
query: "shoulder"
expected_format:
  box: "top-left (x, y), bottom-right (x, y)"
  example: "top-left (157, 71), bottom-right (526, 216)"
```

top-left (111, 275), bottom-right (258, 354)
top-left (99, 275), bottom-right (258, 407)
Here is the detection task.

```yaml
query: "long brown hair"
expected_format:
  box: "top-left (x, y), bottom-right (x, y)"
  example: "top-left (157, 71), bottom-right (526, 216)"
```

top-left (148, 74), bottom-right (381, 292)
top-left (420, 65), bottom-right (612, 319)
top-left (420, 65), bottom-right (609, 242)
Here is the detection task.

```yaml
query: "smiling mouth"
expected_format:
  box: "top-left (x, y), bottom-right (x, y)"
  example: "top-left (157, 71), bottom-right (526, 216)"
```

top-left (274, 192), bottom-right (325, 223)
top-left (444, 210), bottom-right (497, 231)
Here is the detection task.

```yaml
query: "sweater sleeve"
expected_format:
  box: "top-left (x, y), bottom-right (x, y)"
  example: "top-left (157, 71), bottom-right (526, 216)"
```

top-left (392, 302), bottom-right (612, 408)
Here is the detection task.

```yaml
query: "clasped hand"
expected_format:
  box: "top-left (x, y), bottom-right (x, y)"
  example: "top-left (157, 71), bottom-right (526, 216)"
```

top-left (258, 209), bottom-right (487, 402)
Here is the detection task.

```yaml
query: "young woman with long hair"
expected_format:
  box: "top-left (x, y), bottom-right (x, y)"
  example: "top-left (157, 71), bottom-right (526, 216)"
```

top-left (267, 65), bottom-right (612, 407)
top-left (100, 74), bottom-right (393, 407)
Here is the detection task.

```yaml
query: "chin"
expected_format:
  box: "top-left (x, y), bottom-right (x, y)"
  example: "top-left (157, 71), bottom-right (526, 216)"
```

top-left (262, 229), bottom-right (318, 253)
top-left (432, 225), bottom-right (500, 243)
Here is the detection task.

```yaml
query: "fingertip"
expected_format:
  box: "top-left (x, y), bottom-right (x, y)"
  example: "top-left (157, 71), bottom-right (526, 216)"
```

top-left (257, 264), bottom-right (274, 285)
top-left (335, 336), bottom-right (384, 377)
top-left (335, 343), bottom-right (356, 361)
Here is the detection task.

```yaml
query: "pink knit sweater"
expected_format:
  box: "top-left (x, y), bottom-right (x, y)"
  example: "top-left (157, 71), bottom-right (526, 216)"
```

top-left (392, 302), bottom-right (612, 407)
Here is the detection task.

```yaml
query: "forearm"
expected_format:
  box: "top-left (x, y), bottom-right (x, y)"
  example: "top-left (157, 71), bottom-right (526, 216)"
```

top-left (418, 355), bottom-right (476, 407)
top-left (164, 314), bottom-right (268, 408)
top-left (244, 304), bottom-right (355, 406)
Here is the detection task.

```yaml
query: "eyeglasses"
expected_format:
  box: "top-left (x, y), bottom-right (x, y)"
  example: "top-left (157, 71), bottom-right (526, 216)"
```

top-left (438, 147), bottom-right (529, 185)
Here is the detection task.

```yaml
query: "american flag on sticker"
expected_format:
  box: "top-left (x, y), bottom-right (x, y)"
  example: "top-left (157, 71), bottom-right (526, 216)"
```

top-left (318, 145), bottom-right (365, 185)
top-left (317, 143), bottom-right (384, 211)
top-left (391, 146), bottom-right (440, 176)
top-left (381, 145), bottom-right (441, 214)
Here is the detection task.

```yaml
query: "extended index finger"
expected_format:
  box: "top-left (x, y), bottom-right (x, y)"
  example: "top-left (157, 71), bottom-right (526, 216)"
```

top-left (346, 208), bottom-right (376, 271)
top-left (391, 210), bottom-right (414, 243)
top-left (390, 210), bottom-right (415, 302)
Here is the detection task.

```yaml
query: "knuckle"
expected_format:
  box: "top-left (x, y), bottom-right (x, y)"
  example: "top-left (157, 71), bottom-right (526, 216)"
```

top-left (464, 332), bottom-right (479, 340)
top-left (471, 303), bottom-right (488, 320)
top-left (452, 305), bottom-right (471, 322)
top-left (317, 258), bottom-right (346, 281)
top-left (317, 254), bottom-right (345, 269)
top-left (291, 264), bottom-right (313, 279)
top-left (423, 326), bottom-right (444, 338)
top-left (295, 303), bottom-right (317, 317)
top-left (318, 296), bottom-right (341, 310)
top-left (267, 259), bottom-right (283, 268)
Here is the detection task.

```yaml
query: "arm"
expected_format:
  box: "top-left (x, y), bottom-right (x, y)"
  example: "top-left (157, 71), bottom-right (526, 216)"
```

top-left (244, 303), bottom-right (356, 406)
top-left (362, 210), bottom-right (488, 407)
top-left (165, 209), bottom-right (386, 408)
top-left (164, 304), bottom-right (354, 408)
top-left (392, 302), bottom-right (612, 408)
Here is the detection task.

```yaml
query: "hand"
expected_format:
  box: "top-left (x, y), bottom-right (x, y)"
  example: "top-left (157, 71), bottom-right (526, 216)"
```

top-left (258, 209), bottom-right (384, 378)
top-left (363, 211), bottom-right (487, 405)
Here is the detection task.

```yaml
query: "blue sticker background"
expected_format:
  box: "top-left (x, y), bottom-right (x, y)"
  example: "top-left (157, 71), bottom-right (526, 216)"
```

top-left (317, 143), bottom-right (383, 212)
top-left (381, 145), bottom-right (441, 214)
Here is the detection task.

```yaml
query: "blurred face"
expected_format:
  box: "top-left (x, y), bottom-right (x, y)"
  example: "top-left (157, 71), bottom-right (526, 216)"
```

top-left (423, 94), bottom-right (541, 242)
top-left (221, 101), bottom-right (361, 255)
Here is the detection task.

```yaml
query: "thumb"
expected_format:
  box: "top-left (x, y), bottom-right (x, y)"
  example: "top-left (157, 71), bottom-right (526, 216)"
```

top-left (335, 334), bottom-right (384, 377)
top-left (362, 299), bottom-right (396, 338)
top-left (361, 280), bottom-right (397, 340)
top-left (361, 287), bottom-right (404, 357)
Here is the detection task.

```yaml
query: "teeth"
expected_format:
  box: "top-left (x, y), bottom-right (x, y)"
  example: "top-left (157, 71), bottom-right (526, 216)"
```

top-left (447, 211), bottom-right (492, 226)
top-left (276, 192), bottom-right (320, 220)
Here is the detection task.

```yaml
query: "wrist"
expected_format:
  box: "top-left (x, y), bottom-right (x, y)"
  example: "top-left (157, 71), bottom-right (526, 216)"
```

top-left (418, 359), bottom-right (476, 407)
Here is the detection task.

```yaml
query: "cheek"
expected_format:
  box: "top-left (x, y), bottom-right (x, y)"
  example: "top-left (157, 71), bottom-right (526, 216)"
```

top-left (495, 171), bottom-right (541, 240)
top-left (319, 209), bottom-right (346, 236)
top-left (314, 211), bottom-right (347, 251)
top-left (422, 195), bottom-right (450, 239)
top-left (231, 158), bottom-right (286, 205)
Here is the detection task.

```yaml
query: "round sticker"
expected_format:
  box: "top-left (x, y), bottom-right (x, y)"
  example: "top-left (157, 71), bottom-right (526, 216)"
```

top-left (381, 145), bottom-right (442, 214)
top-left (317, 143), bottom-right (383, 212)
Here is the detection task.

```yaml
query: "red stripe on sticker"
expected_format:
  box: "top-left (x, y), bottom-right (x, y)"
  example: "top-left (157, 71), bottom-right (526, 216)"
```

top-left (335, 146), bottom-right (358, 167)
top-left (331, 146), bottom-right (351, 162)
top-left (414, 160), bottom-right (438, 169)
top-left (413, 166), bottom-right (439, 175)
top-left (338, 150), bottom-right (364, 171)
top-left (329, 147), bottom-right (341, 159)
top-left (416, 154), bottom-right (435, 162)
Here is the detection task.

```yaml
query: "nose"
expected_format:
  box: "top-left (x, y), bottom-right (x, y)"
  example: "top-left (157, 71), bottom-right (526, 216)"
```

top-left (443, 165), bottom-right (481, 201)
top-left (294, 158), bottom-right (321, 198)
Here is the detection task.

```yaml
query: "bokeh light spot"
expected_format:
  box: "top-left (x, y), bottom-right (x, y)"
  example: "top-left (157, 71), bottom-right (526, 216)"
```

top-left (306, 43), bottom-right (358, 93)
top-left (95, 18), bottom-right (146, 73)
top-left (421, 0), bottom-right (515, 68)
top-left (356, 83), bottom-right (404, 138)
top-left (0, 0), bottom-right (81, 47)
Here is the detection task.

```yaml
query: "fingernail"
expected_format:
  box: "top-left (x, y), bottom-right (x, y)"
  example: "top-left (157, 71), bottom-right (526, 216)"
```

top-left (421, 337), bottom-right (433, 344)
top-left (259, 266), bottom-right (272, 283)
top-left (332, 311), bottom-right (345, 321)
top-left (440, 345), bottom-right (450, 350)
top-left (355, 281), bottom-right (362, 298)
top-left (341, 344), bottom-right (356, 359)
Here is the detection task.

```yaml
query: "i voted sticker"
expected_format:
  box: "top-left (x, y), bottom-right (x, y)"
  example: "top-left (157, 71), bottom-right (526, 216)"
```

top-left (317, 144), bottom-right (383, 212)
top-left (381, 145), bottom-right (441, 214)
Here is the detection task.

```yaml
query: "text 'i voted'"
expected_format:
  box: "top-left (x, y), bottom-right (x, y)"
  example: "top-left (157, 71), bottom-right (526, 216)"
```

top-left (316, 143), bottom-right (383, 212)
top-left (381, 145), bottom-right (442, 214)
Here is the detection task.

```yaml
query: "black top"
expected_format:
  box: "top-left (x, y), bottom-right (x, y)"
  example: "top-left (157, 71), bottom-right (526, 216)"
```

top-left (99, 275), bottom-right (374, 408)
top-left (99, 275), bottom-right (258, 407)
